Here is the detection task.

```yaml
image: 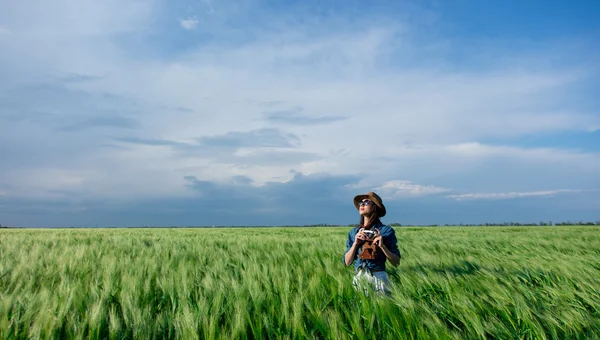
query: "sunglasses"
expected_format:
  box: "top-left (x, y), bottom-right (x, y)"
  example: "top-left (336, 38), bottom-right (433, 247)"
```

top-left (359, 199), bottom-right (373, 206)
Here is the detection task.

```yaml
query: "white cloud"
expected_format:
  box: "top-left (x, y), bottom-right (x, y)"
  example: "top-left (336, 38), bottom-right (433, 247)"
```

top-left (0, 0), bottom-right (598, 205)
top-left (0, 0), bottom-right (152, 36)
top-left (447, 189), bottom-right (587, 200)
top-left (374, 180), bottom-right (451, 198)
top-left (180, 17), bottom-right (199, 30)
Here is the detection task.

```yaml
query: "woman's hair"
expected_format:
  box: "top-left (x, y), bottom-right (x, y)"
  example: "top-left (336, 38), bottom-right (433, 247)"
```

top-left (359, 204), bottom-right (380, 228)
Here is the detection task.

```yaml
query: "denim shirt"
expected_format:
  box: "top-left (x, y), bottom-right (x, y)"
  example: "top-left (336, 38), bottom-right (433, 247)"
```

top-left (342, 221), bottom-right (401, 272)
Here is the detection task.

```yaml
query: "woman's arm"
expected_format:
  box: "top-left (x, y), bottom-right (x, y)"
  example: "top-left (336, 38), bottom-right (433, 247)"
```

top-left (373, 230), bottom-right (401, 267)
top-left (376, 241), bottom-right (400, 266)
top-left (344, 241), bottom-right (360, 266)
top-left (344, 231), bottom-right (367, 266)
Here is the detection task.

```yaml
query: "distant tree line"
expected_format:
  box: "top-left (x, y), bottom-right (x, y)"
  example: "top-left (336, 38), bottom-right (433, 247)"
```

top-left (285, 221), bottom-right (600, 227)
top-left (1, 221), bottom-right (599, 228)
top-left (387, 221), bottom-right (600, 227)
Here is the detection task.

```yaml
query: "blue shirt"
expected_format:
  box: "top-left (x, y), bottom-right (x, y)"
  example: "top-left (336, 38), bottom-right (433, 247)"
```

top-left (342, 221), bottom-right (401, 272)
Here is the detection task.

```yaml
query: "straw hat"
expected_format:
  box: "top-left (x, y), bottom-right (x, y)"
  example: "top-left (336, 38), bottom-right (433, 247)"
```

top-left (353, 191), bottom-right (386, 217)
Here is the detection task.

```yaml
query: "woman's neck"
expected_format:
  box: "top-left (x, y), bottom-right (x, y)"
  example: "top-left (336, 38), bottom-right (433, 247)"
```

top-left (362, 216), bottom-right (375, 229)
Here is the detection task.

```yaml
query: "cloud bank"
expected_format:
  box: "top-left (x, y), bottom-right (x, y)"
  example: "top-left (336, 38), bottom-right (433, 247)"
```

top-left (447, 190), bottom-right (590, 201)
top-left (0, 0), bottom-right (598, 226)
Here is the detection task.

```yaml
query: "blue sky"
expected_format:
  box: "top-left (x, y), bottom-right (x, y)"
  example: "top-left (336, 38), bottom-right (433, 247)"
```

top-left (0, 0), bottom-right (598, 227)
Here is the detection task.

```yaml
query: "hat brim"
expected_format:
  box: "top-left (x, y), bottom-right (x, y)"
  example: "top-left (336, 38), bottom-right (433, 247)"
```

top-left (353, 194), bottom-right (386, 217)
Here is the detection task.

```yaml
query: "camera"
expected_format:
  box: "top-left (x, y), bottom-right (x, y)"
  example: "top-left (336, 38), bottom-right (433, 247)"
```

top-left (358, 228), bottom-right (378, 260)
top-left (362, 229), bottom-right (377, 239)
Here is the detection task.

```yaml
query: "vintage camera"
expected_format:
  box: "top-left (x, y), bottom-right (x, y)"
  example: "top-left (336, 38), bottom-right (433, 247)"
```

top-left (362, 229), bottom-right (377, 239)
top-left (358, 228), bottom-right (379, 260)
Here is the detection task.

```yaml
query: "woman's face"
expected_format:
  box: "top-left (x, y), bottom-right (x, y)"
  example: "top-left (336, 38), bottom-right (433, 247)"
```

top-left (359, 199), bottom-right (374, 216)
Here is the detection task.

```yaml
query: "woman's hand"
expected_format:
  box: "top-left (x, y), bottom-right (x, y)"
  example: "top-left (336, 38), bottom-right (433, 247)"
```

top-left (354, 228), bottom-right (368, 245)
top-left (372, 229), bottom-right (385, 249)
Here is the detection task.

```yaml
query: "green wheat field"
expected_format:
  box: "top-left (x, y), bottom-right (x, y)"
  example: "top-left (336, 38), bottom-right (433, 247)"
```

top-left (1, 226), bottom-right (599, 339)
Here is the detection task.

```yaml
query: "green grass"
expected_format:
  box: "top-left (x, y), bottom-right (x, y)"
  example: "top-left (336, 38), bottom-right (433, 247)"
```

top-left (1, 226), bottom-right (599, 339)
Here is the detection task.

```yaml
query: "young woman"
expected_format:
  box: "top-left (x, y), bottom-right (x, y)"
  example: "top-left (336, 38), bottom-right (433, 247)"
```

top-left (342, 191), bottom-right (401, 295)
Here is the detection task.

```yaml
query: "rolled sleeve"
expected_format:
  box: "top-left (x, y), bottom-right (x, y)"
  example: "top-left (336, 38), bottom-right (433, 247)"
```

top-left (342, 229), bottom-right (356, 264)
top-left (382, 227), bottom-right (401, 258)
